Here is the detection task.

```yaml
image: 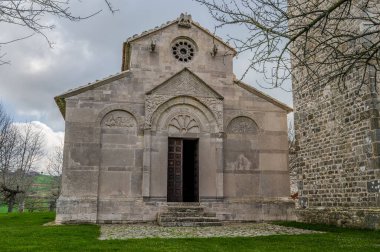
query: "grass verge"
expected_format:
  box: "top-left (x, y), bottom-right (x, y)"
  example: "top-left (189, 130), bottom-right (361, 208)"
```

top-left (0, 212), bottom-right (379, 251)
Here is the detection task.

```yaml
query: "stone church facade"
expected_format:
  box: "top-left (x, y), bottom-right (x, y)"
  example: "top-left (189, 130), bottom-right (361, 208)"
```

top-left (55, 14), bottom-right (294, 224)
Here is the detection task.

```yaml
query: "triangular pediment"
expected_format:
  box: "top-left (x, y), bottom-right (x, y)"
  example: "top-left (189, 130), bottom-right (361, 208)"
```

top-left (147, 68), bottom-right (223, 99)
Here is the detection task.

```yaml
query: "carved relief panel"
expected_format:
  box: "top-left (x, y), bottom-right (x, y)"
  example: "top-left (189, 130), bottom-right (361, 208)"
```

top-left (227, 116), bottom-right (258, 134)
top-left (101, 110), bottom-right (137, 131)
top-left (225, 116), bottom-right (259, 173)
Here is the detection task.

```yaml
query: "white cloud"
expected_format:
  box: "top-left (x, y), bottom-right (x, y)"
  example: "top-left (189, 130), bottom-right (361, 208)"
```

top-left (1, 0), bottom-right (293, 134)
top-left (28, 58), bottom-right (52, 73)
top-left (16, 109), bottom-right (45, 119)
top-left (13, 121), bottom-right (64, 173)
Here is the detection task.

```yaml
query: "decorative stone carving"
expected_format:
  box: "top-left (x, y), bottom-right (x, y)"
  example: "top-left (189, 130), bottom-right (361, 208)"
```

top-left (178, 13), bottom-right (192, 28)
top-left (227, 116), bottom-right (258, 134)
top-left (197, 97), bottom-right (224, 132)
top-left (101, 110), bottom-right (136, 128)
top-left (171, 39), bottom-right (196, 62)
top-left (225, 110), bottom-right (264, 130)
top-left (154, 71), bottom-right (216, 97)
top-left (145, 94), bottom-right (172, 127)
top-left (168, 114), bottom-right (200, 134)
top-left (145, 69), bottom-right (224, 131)
top-left (227, 154), bottom-right (252, 171)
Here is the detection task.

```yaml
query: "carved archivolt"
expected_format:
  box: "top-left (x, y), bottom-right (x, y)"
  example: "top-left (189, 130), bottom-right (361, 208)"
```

top-left (101, 110), bottom-right (136, 129)
top-left (145, 94), bottom-right (172, 128)
top-left (146, 95), bottom-right (223, 132)
top-left (168, 114), bottom-right (200, 134)
top-left (197, 97), bottom-right (223, 131)
top-left (145, 70), bottom-right (224, 132)
top-left (227, 116), bottom-right (258, 134)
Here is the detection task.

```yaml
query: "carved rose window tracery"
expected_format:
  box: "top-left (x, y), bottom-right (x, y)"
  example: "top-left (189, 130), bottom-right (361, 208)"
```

top-left (171, 39), bottom-right (196, 62)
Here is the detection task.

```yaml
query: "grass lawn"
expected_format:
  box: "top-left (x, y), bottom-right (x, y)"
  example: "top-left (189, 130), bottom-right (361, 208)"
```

top-left (0, 205), bottom-right (9, 213)
top-left (0, 212), bottom-right (379, 252)
top-left (33, 175), bottom-right (54, 185)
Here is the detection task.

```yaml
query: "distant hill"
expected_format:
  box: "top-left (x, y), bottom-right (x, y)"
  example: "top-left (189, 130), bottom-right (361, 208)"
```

top-left (0, 174), bottom-right (57, 213)
top-left (30, 174), bottom-right (55, 197)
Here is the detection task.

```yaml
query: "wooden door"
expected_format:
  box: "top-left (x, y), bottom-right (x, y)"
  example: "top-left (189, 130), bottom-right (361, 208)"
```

top-left (167, 138), bottom-right (183, 202)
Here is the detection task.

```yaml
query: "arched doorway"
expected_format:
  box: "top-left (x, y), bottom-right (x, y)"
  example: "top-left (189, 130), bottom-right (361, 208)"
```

top-left (146, 96), bottom-right (223, 202)
top-left (167, 138), bottom-right (199, 202)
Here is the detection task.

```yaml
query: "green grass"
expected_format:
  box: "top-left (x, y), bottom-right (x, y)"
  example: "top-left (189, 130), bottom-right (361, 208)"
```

top-left (0, 205), bottom-right (8, 213)
top-left (0, 212), bottom-right (379, 252)
top-left (33, 175), bottom-right (54, 185)
top-left (30, 175), bottom-right (55, 195)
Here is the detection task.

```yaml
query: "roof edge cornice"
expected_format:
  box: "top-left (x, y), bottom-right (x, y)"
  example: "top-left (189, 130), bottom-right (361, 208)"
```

top-left (55, 71), bottom-right (130, 118)
top-left (234, 79), bottom-right (293, 113)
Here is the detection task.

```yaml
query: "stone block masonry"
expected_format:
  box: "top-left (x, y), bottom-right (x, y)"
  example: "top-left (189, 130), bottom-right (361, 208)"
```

top-left (54, 13), bottom-right (295, 224)
top-left (293, 68), bottom-right (380, 228)
top-left (291, 23), bottom-right (380, 228)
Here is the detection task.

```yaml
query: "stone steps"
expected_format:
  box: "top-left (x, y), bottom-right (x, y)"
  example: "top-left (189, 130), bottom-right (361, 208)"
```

top-left (159, 221), bottom-right (222, 227)
top-left (159, 216), bottom-right (220, 223)
top-left (157, 204), bottom-right (221, 227)
top-left (167, 206), bottom-right (204, 214)
top-left (159, 212), bottom-right (216, 218)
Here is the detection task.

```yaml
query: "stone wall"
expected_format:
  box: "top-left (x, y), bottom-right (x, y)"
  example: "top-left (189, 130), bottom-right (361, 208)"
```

top-left (60, 199), bottom-right (296, 224)
top-left (298, 208), bottom-right (380, 230)
top-left (291, 0), bottom-right (380, 229)
top-left (56, 16), bottom-right (295, 224)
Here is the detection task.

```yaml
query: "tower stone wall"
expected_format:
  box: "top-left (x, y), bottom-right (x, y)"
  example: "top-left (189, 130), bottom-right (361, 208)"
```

top-left (291, 0), bottom-right (380, 229)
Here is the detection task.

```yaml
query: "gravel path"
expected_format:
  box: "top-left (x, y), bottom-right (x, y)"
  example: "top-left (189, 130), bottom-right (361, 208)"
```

top-left (99, 222), bottom-right (322, 240)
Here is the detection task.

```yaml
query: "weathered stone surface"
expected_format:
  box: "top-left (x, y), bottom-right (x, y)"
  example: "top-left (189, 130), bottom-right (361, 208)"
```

top-left (157, 205), bottom-right (221, 227)
top-left (290, 1), bottom-right (380, 229)
top-left (99, 222), bottom-right (321, 240)
top-left (297, 208), bottom-right (380, 230)
top-left (55, 14), bottom-right (294, 224)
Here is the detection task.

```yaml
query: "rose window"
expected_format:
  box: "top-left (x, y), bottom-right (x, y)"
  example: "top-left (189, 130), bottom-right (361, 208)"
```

top-left (171, 39), bottom-right (196, 62)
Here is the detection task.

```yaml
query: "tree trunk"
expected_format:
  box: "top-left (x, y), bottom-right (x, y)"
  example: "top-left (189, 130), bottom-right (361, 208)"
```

top-left (7, 196), bottom-right (15, 213)
top-left (18, 198), bottom-right (25, 213)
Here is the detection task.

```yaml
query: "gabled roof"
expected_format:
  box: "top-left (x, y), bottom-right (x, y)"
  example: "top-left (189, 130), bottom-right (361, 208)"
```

top-left (146, 67), bottom-right (224, 100)
top-left (122, 13), bottom-right (237, 71)
top-left (234, 79), bottom-right (293, 113)
top-left (55, 71), bottom-right (130, 118)
top-left (126, 14), bottom-right (236, 52)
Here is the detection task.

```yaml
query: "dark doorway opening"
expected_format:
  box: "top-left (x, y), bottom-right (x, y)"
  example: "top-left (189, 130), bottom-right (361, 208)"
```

top-left (167, 138), bottom-right (199, 202)
top-left (183, 139), bottom-right (198, 202)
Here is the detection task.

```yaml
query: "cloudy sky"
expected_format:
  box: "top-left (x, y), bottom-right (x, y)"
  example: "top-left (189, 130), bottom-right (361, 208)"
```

top-left (0, 0), bottom-right (292, 171)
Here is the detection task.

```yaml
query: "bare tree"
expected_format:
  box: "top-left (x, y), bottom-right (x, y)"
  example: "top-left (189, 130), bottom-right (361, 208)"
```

top-left (195, 0), bottom-right (379, 93)
top-left (0, 0), bottom-right (118, 64)
top-left (14, 123), bottom-right (45, 212)
top-left (0, 105), bottom-right (45, 212)
top-left (0, 104), bottom-right (18, 212)
top-left (46, 143), bottom-right (63, 211)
